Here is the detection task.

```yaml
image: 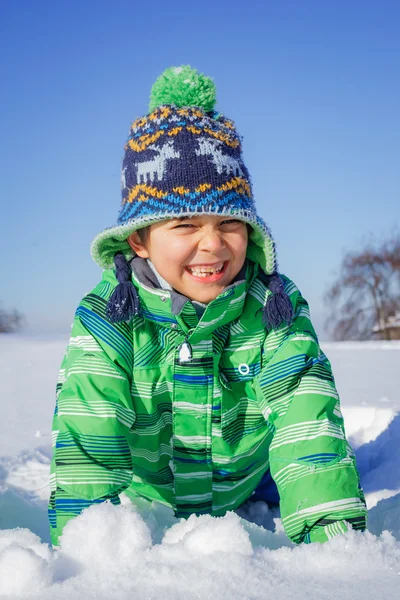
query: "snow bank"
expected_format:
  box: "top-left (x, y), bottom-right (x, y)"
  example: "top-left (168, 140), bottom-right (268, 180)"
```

top-left (369, 493), bottom-right (400, 540)
top-left (0, 502), bottom-right (399, 599)
top-left (342, 406), bottom-right (396, 446)
top-left (356, 412), bottom-right (400, 509)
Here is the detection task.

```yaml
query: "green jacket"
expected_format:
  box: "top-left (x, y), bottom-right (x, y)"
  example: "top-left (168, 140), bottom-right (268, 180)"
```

top-left (49, 260), bottom-right (367, 546)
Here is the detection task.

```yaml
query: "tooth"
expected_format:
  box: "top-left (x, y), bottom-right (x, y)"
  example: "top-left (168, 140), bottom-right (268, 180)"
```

top-left (187, 262), bottom-right (224, 276)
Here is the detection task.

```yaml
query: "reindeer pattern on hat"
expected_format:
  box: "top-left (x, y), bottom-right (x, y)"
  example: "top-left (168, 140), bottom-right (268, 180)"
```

top-left (136, 141), bottom-right (181, 184)
top-left (195, 138), bottom-right (244, 178)
top-left (124, 134), bottom-right (245, 190)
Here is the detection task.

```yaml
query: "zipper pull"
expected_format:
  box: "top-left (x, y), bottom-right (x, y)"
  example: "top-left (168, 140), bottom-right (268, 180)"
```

top-left (219, 371), bottom-right (232, 391)
top-left (178, 337), bottom-right (193, 363)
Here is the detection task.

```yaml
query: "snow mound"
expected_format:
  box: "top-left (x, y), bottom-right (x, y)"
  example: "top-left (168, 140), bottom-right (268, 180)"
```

top-left (343, 406), bottom-right (396, 447)
top-left (162, 511), bottom-right (253, 555)
top-left (0, 503), bottom-right (399, 599)
top-left (356, 413), bottom-right (400, 510)
top-left (61, 502), bottom-right (152, 568)
top-left (369, 493), bottom-right (400, 540)
top-left (0, 529), bottom-right (52, 595)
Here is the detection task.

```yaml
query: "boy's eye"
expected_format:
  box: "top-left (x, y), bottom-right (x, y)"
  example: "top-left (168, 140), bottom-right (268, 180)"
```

top-left (220, 219), bottom-right (244, 226)
top-left (172, 219), bottom-right (245, 230)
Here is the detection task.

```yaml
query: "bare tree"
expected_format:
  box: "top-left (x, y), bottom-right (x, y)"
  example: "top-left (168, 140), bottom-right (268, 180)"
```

top-left (0, 305), bottom-right (24, 333)
top-left (324, 233), bottom-right (400, 340)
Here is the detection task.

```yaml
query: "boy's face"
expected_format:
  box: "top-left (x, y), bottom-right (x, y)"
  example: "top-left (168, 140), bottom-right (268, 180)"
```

top-left (127, 215), bottom-right (248, 303)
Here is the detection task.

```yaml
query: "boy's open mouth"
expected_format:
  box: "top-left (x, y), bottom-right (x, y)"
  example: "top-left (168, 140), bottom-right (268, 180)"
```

top-left (185, 261), bottom-right (228, 280)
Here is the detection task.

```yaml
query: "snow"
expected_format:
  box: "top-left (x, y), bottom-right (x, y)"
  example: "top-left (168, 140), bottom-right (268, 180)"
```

top-left (0, 508), bottom-right (399, 599)
top-left (0, 335), bottom-right (399, 598)
top-left (0, 334), bottom-right (66, 455)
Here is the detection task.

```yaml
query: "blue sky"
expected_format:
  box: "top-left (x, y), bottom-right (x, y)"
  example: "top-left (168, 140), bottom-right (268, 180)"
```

top-left (1, 0), bottom-right (399, 339)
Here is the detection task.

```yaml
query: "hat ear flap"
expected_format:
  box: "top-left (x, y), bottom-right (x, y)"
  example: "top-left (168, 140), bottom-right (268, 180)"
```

top-left (259, 272), bottom-right (294, 330)
top-left (106, 253), bottom-right (141, 323)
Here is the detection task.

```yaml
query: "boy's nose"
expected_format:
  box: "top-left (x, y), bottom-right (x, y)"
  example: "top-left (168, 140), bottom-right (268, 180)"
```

top-left (198, 230), bottom-right (226, 252)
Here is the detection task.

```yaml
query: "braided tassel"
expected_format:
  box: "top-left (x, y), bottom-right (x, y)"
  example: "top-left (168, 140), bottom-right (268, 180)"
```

top-left (106, 253), bottom-right (140, 323)
top-left (261, 272), bottom-right (293, 331)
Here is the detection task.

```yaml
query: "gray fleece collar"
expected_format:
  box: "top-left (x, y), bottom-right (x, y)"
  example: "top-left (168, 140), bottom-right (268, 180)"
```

top-left (129, 256), bottom-right (248, 317)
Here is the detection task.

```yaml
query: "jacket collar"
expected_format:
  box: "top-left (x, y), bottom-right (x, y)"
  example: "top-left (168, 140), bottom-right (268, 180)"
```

top-left (130, 257), bottom-right (258, 342)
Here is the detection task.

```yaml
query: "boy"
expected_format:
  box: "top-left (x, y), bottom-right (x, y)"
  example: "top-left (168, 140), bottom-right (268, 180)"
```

top-left (49, 66), bottom-right (367, 547)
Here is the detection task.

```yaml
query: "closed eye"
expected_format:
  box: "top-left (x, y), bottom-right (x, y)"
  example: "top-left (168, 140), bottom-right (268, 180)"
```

top-left (172, 219), bottom-right (245, 230)
top-left (220, 219), bottom-right (245, 226)
top-left (173, 223), bottom-right (195, 229)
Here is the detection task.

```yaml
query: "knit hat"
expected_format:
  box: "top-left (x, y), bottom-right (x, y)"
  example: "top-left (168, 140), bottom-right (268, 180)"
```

top-left (91, 65), bottom-right (293, 329)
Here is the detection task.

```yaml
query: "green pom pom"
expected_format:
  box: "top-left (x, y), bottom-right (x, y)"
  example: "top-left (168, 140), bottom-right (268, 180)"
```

top-left (149, 65), bottom-right (216, 113)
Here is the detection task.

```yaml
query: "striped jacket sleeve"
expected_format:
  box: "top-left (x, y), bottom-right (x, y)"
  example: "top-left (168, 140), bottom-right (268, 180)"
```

top-left (48, 272), bottom-right (135, 546)
top-left (254, 279), bottom-right (367, 544)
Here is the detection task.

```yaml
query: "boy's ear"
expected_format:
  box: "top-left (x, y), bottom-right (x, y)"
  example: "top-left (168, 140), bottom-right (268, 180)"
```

top-left (127, 232), bottom-right (150, 258)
